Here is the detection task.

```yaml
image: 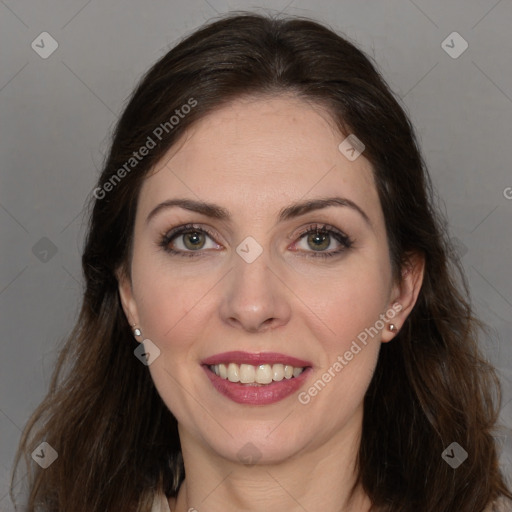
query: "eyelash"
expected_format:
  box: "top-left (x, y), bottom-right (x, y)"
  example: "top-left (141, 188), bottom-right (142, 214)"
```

top-left (158, 222), bottom-right (354, 259)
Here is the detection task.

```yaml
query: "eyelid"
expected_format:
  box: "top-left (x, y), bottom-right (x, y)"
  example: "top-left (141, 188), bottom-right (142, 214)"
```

top-left (293, 222), bottom-right (349, 241)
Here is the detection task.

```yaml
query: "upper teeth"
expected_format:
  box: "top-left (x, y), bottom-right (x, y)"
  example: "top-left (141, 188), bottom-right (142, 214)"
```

top-left (210, 363), bottom-right (305, 384)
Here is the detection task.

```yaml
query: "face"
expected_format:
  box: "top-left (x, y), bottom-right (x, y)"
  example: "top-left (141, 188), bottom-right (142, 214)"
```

top-left (118, 94), bottom-right (422, 464)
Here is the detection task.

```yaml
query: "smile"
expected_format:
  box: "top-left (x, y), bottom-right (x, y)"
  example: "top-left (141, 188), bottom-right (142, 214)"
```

top-left (209, 362), bottom-right (305, 384)
top-left (202, 351), bottom-right (312, 405)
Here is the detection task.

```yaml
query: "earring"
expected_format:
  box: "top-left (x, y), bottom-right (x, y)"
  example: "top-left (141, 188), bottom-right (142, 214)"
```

top-left (132, 326), bottom-right (142, 338)
top-left (389, 324), bottom-right (398, 333)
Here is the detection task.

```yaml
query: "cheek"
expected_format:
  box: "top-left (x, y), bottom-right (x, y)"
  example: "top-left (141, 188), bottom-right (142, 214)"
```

top-left (296, 267), bottom-right (388, 422)
top-left (292, 251), bottom-right (391, 415)
top-left (294, 252), bottom-right (392, 350)
top-left (130, 250), bottom-right (213, 344)
top-left (130, 257), bottom-right (213, 419)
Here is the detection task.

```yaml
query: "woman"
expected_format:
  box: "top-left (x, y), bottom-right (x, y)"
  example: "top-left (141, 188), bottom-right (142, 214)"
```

top-left (11, 12), bottom-right (511, 512)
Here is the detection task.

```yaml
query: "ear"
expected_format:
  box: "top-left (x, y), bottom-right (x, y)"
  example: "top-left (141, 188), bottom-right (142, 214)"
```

top-left (381, 251), bottom-right (425, 343)
top-left (116, 266), bottom-right (140, 329)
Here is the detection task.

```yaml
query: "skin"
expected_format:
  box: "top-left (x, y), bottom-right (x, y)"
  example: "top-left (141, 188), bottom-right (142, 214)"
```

top-left (117, 94), bottom-right (425, 512)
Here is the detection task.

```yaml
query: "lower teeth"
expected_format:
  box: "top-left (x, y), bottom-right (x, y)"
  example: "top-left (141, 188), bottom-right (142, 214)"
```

top-left (238, 379), bottom-right (293, 386)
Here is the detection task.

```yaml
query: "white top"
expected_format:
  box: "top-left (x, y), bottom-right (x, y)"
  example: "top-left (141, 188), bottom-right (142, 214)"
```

top-left (150, 490), bottom-right (510, 511)
top-left (488, 497), bottom-right (512, 512)
top-left (151, 490), bottom-right (171, 512)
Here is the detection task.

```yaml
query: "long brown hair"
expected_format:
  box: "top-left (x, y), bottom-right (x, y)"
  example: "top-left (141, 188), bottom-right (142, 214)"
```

top-left (10, 12), bottom-right (511, 512)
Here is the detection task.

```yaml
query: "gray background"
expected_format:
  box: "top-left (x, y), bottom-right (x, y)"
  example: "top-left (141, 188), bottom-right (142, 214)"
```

top-left (1, 0), bottom-right (511, 508)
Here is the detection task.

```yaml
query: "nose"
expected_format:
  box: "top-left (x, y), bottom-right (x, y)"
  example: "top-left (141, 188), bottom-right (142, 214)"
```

top-left (218, 248), bottom-right (292, 333)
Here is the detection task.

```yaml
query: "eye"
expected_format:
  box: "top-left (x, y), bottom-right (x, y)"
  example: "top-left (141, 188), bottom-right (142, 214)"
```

top-left (292, 223), bottom-right (353, 258)
top-left (159, 224), bottom-right (221, 257)
top-left (158, 222), bottom-right (353, 259)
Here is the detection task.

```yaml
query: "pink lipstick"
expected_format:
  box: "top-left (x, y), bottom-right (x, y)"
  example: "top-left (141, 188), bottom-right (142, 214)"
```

top-left (202, 351), bottom-right (312, 405)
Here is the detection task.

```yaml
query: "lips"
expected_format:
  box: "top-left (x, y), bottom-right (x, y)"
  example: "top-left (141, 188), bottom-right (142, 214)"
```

top-left (201, 351), bottom-right (312, 405)
top-left (201, 351), bottom-right (312, 367)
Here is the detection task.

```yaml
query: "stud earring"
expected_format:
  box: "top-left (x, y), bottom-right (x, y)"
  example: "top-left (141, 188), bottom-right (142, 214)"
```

top-left (389, 324), bottom-right (398, 333)
top-left (132, 326), bottom-right (142, 338)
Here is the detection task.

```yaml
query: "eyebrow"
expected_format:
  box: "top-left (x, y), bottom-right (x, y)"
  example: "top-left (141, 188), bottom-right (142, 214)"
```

top-left (146, 196), bottom-right (372, 228)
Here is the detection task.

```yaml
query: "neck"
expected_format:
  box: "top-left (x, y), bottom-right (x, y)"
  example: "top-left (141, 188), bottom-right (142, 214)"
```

top-left (170, 407), bottom-right (371, 512)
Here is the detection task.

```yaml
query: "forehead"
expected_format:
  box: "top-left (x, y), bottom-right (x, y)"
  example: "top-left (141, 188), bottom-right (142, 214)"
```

top-left (138, 94), bottom-right (380, 225)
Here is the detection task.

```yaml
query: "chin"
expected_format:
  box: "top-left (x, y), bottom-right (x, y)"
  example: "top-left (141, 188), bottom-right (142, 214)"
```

top-left (208, 424), bottom-right (311, 466)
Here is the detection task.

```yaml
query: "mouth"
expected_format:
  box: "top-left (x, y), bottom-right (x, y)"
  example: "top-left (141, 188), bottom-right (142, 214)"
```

top-left (201, 351), bottom-right (312, 404)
